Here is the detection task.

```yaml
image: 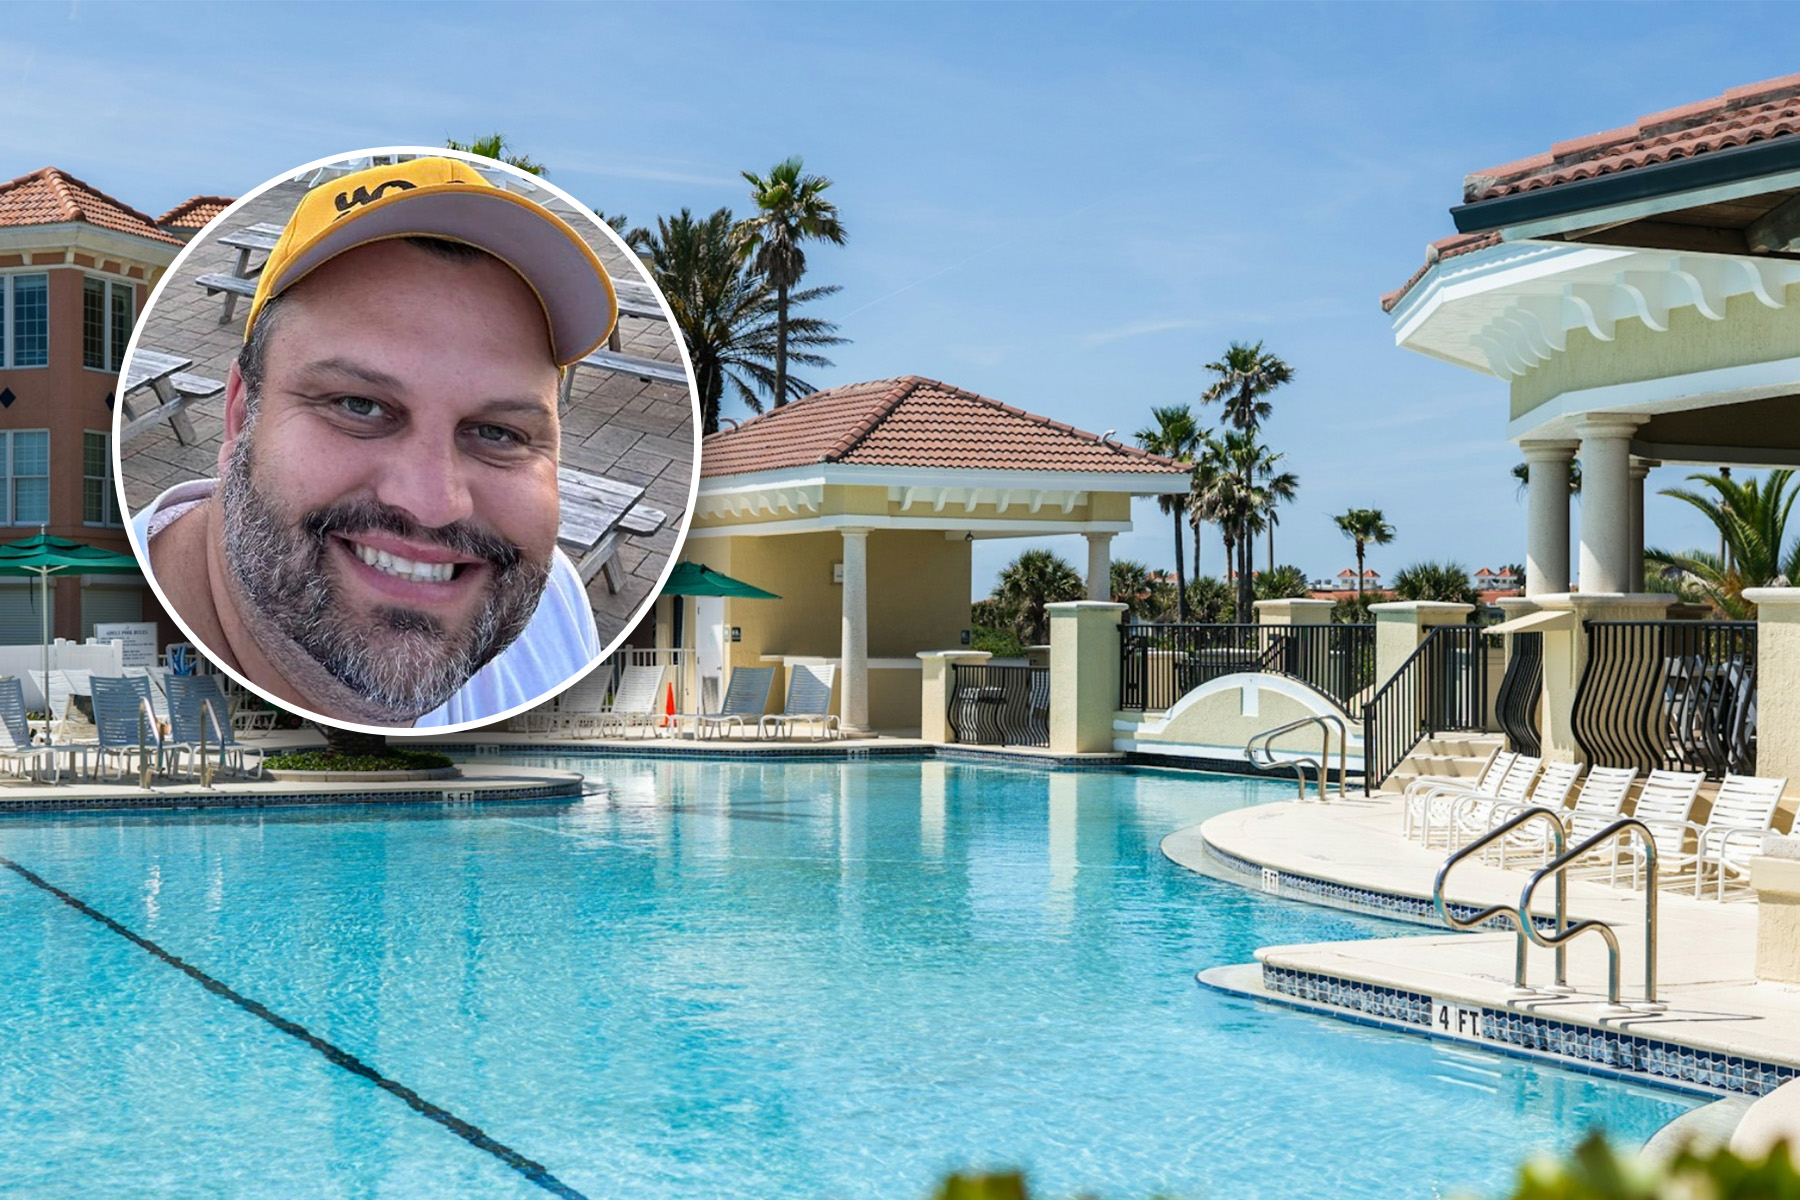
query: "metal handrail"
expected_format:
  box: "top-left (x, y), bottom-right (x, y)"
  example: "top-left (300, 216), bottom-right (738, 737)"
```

top-left (1246, 713), bottom-right (1349, 802)
top-left (1520, 817), bottom-right (1661, 1011)
top-left (1432, 807), bottom-right (1568, 995)
top-left (133, 696), bottom-right (162, 790)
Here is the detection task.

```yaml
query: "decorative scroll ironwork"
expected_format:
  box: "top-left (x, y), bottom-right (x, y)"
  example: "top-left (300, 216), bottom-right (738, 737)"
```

top-left (1361, 625), bottom-right (1490, 787)
top-left (1117, 623), bottom-right (1375, 712)
top-left (1572, 621), bottom-right (1756, 779)
top-left (1495, 631), bottom-right (1544, 757)
top-left (949, 664), bottom-right (1050, 747)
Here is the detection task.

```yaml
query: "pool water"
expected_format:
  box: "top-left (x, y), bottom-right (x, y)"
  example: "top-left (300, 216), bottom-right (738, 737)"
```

top-left (0, 758), bottom-right (1693, 1199)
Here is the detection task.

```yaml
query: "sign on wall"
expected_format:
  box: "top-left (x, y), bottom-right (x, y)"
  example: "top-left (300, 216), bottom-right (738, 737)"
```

top-left (94, 622), bottom-right (160, 669)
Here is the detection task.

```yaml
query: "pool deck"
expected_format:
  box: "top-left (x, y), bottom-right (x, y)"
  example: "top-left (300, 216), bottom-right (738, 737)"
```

top-left (1171, 791), bottom-right (1800, 1092)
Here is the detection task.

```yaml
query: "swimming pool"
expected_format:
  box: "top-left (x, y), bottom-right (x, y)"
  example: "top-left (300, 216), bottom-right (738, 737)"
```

top-left (0, 758), bottom-right (1693, 1198)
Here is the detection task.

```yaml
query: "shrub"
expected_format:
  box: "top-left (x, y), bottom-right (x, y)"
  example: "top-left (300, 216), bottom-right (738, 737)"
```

top-left (263, 748), bottom-right (455, 772)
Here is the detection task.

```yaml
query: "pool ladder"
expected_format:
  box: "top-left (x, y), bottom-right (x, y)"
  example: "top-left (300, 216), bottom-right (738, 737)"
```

top-left (1433, 808), bottom-right (1663, 1013)
top-left (1245, 714), bottom-right (1348, 802)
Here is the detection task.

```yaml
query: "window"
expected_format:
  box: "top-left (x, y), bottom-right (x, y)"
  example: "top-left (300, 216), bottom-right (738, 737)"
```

top-left (82, 276), bottom-right (133, 372)
top-left (2, 431), bottom-right (49, 526)
top-left (84, 431), bottom-right (121, 526)
top-left (1, 274), bottom-right (49, 368)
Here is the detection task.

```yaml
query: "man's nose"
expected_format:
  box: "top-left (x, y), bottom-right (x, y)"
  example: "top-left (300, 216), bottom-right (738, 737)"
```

top-left (373, 434), bottom-right (476, 531)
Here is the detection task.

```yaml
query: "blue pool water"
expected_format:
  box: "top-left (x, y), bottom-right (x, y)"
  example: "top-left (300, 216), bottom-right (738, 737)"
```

top-left (0, 758), bottom-right (1693, 1198)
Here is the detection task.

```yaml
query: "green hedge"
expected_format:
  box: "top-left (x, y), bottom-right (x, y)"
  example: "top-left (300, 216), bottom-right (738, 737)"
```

top-left (262, 748), bottom-right (455, 772)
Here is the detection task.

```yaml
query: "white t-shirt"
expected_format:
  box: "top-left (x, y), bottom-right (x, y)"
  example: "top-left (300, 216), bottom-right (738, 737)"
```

top-left (132, 480), bottom-right (600, 728)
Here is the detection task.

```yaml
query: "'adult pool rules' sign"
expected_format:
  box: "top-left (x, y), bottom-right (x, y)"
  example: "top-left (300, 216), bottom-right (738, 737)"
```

top-left (1432, 999), bottom-right (1487, 1041)
top-left (94, 622), bottom-right (159, 669)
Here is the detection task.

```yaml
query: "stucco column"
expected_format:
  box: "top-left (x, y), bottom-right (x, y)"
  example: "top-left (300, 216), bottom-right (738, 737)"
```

top-left (916, 650), bottom-right (991, 744)
top-left (1628, 457), bottom-right (1658, 593)
top-left (1576, 415), bottom-right (1644, 596)
top-left (1368, 600), bottom-right (1474, 687)
top-left (1085, 532), bottom-right (1114, 602)
top-left (1744, 588), bottom-right (1800, 793)
top-left (1521, 440), bottom-right (1577, 597)
top-left (1047, 601), bottom-right (1126, 754)
top-left (840, 527), bottom-right (871, 735)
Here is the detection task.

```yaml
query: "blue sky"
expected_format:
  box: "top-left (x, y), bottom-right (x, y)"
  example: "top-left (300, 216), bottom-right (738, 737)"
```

top-left (9, 2), bottom-right (1794, 597)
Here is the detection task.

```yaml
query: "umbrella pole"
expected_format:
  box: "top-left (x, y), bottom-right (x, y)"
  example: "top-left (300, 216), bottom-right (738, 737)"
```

top-left (40, 567), bottom-right (50, 749)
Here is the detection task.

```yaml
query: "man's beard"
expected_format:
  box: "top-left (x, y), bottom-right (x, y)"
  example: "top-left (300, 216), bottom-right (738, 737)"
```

top-left (219, 425), bottom-right (550, 723)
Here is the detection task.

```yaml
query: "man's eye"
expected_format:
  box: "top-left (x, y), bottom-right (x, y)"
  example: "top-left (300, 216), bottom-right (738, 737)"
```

top-left (472, 424), bottom-right (524, 446)
top-left (336, 396), bottom-right (384, 419)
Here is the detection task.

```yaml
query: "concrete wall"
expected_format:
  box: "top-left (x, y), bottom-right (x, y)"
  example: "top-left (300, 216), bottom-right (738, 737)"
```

top-left (1120, 673), bottom-right (1354, 764)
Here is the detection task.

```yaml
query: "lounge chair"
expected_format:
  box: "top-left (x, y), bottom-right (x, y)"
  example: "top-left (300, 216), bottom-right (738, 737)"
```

top-left (589, 664), bottom-right (668, 739)
top-left (683, 666), bottom-right (775, 740)
top-left (1555, 766), bottom-right (1642, 874)
top-left (543, 669), bottom-right (617, 734)
top-left (90, 676), bottom-right (166, 782)
top-left (1482, 760), bottom-right (1583, 865)
top-left (1419, 755), bottom-right (1541, 848)
top-left (1401, 749), bottom-right (1512, 841)
top-left (1690, 773), bottom-right (1789, 900)
top-left (759, 663), bottom-right (841, 741)
top-left (168, 674), bottom-right (263, 779)
top-left (0, 676), bottom-right (73, 783)
top-left (1614, 769), bottom-right (1707, 888)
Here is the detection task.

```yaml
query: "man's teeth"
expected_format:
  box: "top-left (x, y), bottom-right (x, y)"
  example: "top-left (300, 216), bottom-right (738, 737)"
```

top-left (351, 543), bottom-right (456, 583)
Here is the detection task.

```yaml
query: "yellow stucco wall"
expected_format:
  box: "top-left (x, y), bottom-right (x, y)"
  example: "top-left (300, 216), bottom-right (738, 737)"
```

top-left (1511, 283), bottom-right (1800, 422)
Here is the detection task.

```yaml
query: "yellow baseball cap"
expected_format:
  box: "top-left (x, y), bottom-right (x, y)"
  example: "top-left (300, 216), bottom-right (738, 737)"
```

top-left (244, 156), bottom-right (618, 366)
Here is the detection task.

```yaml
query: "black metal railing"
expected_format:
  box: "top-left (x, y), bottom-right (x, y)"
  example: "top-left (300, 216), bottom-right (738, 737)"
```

top-left (1495, 631), bottom-right (1545, 757)
top-left (949, 664), bottom-right (1050, 747)
top-left (1572, 620), bottom-right (1756, 779)
top-left (1117, 623), bottom-right (1375, 711)
top-left (1361, 625), bottom-right (1491, 787)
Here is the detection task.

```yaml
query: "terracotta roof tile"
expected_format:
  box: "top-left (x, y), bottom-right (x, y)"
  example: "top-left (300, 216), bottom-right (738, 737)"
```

top-left (701, 376), bottom-right (1186, 479)
top-left (1464, 73), bottom-right (1800, 202)
top-left (1380, 230), bottom-right (1503, 312)
top-left (0, 167), bottom-right (182, 245)
top-left (157, 195), bottom-right (234, 230)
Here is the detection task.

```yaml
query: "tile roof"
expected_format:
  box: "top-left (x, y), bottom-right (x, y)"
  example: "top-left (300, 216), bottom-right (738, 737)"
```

top-left (701, 376), bottom-right (1186, 479)
top-left (1464, 74), bottom-right (1800, 202)
top-left (0, 166), bottom-right (182, 245)
top-left (1380, 230), bottom-right (1502, 313)
top-left (158, 195), bottom-right (234, 230)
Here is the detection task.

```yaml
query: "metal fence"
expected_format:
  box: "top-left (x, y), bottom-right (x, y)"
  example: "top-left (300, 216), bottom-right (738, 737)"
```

top-left (1573, 620), bottom-right (1756, 779)
top-left (1118, 622), bottom-right (1375, 712)
top-left (949, 664), bottom-right (1050, 747)
top-left (1361, 625), bottom-right (1491, 787)
top-left (1495, 631), bottom-right (1544, 757)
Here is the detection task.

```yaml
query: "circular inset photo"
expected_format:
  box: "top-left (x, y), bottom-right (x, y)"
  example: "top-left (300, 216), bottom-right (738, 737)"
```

top-left (117, 147), bottom-right (699, 734)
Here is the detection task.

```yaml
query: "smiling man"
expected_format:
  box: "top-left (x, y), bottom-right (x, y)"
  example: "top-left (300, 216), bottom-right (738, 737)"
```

top-left (132, 158), bottom-right (613, 728)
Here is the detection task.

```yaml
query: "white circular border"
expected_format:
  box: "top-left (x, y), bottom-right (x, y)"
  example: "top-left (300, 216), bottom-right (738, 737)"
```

top-left (115, 144), bottom-right (702, 738)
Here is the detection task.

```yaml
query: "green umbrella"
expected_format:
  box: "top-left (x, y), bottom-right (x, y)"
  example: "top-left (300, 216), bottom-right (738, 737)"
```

top-left (658, 562), bottom-right (780, 717)
top-left (0, 533), bottom-right (145, 741)
top-left (659, 561), bottom-right (781, 599)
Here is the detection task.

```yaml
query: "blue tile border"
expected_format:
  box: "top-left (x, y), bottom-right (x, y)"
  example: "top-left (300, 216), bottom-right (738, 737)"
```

top-left (1250, 963), bottom-right (1800, 1098)
top-left (0, 779), bottom-right (583, 818)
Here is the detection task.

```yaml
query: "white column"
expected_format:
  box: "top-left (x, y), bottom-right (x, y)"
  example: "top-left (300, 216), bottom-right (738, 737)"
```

top-left (1576, 415), bottom-right (1644, 595)
top-left (1084, 532), bottom-right (1114, 602)
top-left (1521, 440), bottom-right (1577, 597)
top-left (840, 527), bottom-right (870, 735)
top-left (1628, 457), bottom-right (1658, 593)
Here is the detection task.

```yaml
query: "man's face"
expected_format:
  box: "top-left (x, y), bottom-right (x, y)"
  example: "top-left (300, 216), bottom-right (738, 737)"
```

top-left (218, 239), bottom-right (563, 722)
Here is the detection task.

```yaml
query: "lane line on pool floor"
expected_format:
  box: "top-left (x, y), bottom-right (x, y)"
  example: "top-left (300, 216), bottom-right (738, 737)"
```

top-left (0, 854), bottom-right (591, 1200)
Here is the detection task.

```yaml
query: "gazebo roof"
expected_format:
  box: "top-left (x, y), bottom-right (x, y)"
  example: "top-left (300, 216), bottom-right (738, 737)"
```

top-left (701, 376), bottom-right (1184, 480)
top-left (157, 195), bottom-right (235, 232)
top-left (0, 166), bottom-right (182, 245)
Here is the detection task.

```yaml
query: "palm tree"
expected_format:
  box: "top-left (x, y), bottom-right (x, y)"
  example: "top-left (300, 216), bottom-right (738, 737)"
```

top-left (1254, 565), bottom-right (1311, 601)
top-left (996, 550), bottom-right (1086, 646)
top-left (1200, 342), bottom-right (1295, 615)
top-left (1333, 508), bottom-right (1395, 599)
top-left (444, 134), bottom-right (545, 175)
top-left (1392, 561), bottom-right (1479, 606)
top-left (1136, 406), bottom-right (1204, 621)
top-left (640, 208), bottom-right (844, 433)
top-left (1511, 460), bottom-right (1583, 497)
top-left (1647, 470), bottom-right (1800, 617)
top-left (736, 157), bottom-right (846, 407)
top-left (1201, 430), bottom-right (1298, 621)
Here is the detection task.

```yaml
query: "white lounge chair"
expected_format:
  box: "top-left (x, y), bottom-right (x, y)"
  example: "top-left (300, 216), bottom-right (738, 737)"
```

top-left (1690, 774), bottom-right (1790, 900)
top-left (0, 676), bottom-right (71, 783)
top-left (1552, 766), bottom-right (1642, 875)
top-left (760, 663), bottom-right (841, 740)
top-left (1421, 755), bottom-right (1541, 848)
top-left (1484, 760), bottom-right (1584, 866)
top-left (1401, 748), bottom-right (1511, 840)
top-left (543, 669), bottom-right (617, 735)
top-left (1615, 769), bottom-right (1707, 889)
top-left (590, 664), bottom-right (669, 739)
